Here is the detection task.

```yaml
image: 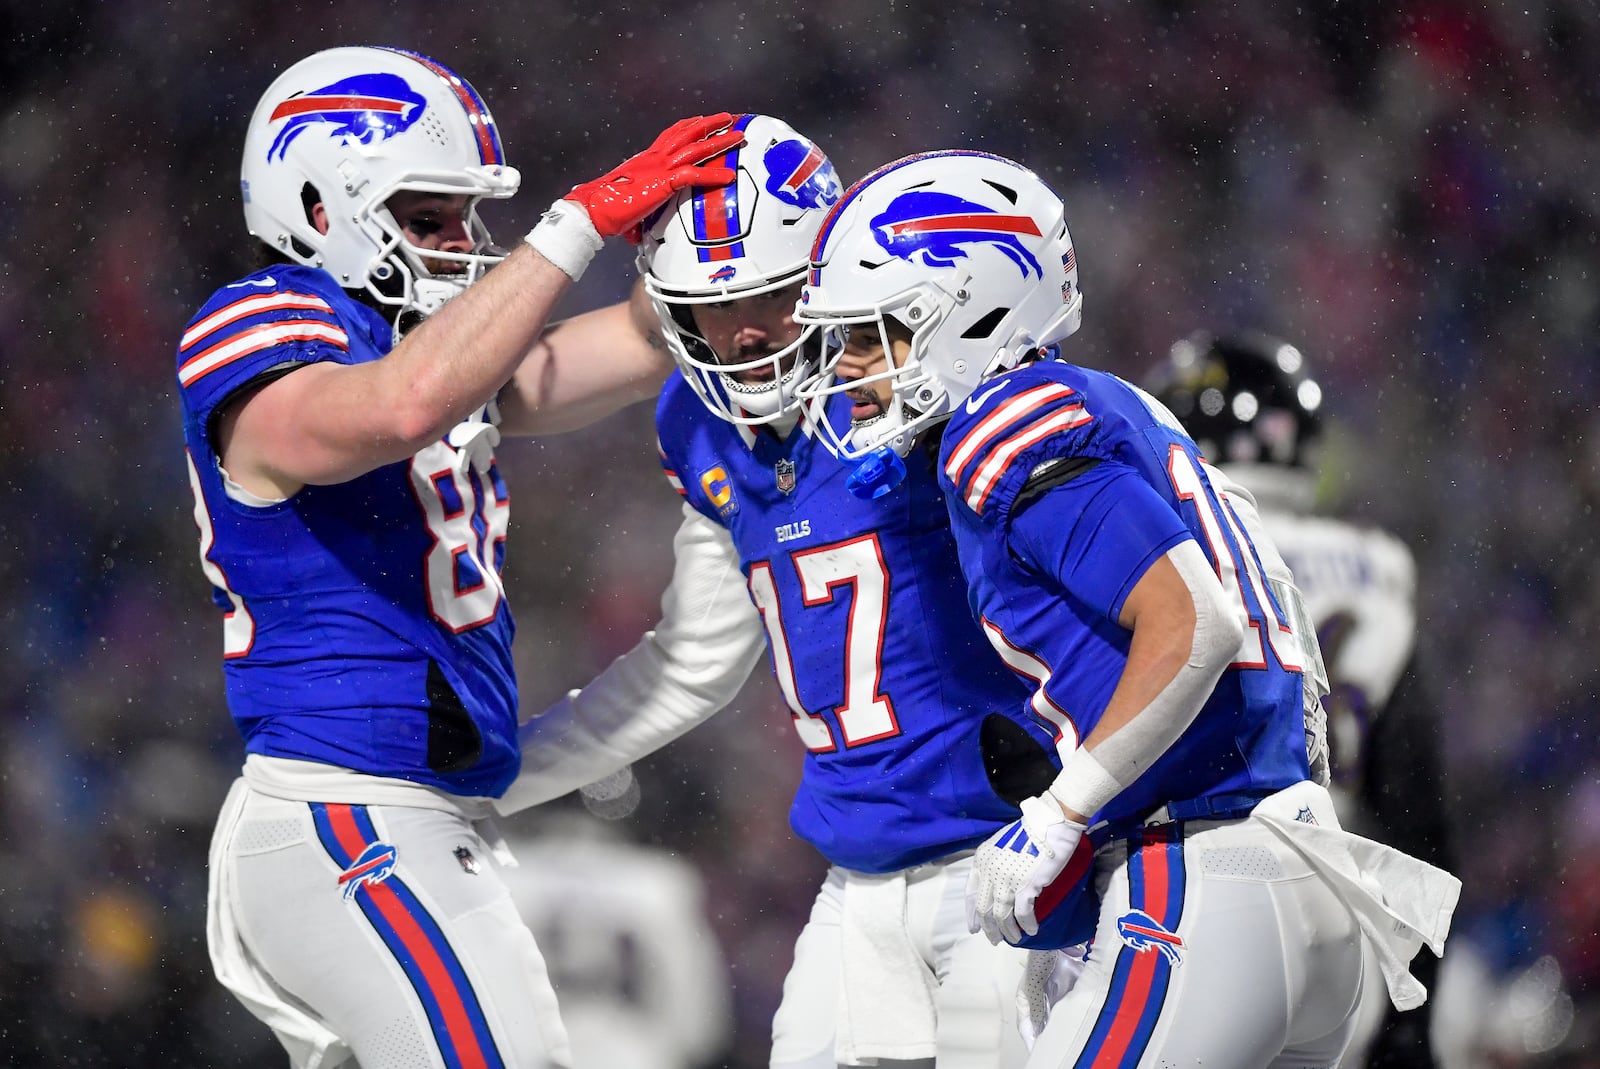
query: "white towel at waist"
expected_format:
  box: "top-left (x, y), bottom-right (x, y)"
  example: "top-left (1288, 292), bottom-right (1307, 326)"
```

top-left (1251, 780), bottom-right (1461, 1012)
top-left (836, 868), bottom-right (940, 1064)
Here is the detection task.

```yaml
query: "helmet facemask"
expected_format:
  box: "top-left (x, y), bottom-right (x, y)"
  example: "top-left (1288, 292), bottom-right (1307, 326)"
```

top-left (794, 151), bottom-right (1084, 472)
top-left (354, 178), bottom-right (512, 333)
top-left (646, 269), bottom-right (823, 424)
top-left (241, 46), bottom-right (520, 333)
top-left (636, 114), bottom-right (842, 426)
top-left (795, 284), bottom-right (960, 460)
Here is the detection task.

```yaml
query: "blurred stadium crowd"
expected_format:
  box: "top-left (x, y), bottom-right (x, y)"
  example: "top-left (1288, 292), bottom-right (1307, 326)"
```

top-left (1, 1), bottom-right (1596, 1064)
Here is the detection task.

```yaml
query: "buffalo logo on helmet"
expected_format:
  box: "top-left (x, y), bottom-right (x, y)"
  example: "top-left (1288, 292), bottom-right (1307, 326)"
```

top-left (763, 139), bottom-right (842, 211)
top-left (267, 73), bottom-right (428, 162)
top-left (871, 191), bottom-right (1044, 279)
top-left (335, 840), bottom-right (399, 901)
top-left (708, 265), bottom-right (738, 284)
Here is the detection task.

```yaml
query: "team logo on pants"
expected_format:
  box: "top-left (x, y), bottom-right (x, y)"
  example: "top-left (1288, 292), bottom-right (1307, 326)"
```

top-left (336, 840), bottom-right (398, 900)
top-left (1116, 908), bottom-right (1186, 965)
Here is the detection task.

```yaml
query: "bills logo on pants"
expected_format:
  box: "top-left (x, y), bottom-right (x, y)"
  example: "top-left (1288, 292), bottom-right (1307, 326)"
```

top-left (312, 803), bottom-right (507, 1069)
top-left (337, 841), bottom-right (398, 900)
top-left (1115, 909), bottom-right (1185, 965)
top-left (1075, 824), bottom-right (1188, 1068)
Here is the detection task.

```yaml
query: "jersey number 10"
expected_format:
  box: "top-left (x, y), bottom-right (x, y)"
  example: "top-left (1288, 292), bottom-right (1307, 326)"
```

top-left (1169, 448), bottom-right (1306, 673)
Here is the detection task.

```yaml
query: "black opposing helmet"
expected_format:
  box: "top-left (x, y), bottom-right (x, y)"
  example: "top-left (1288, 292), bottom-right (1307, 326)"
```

top-left (1146, 330), bottom-right (1324, 473)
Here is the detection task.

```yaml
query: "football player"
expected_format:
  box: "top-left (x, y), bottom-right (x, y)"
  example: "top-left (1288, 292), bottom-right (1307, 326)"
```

top-left (184, 45), bottom-right (741, 1069)
top-left (1146, 331), bottom-right (1457, 1068)
top-left (492, 116), bottom-right (1089, 1068)
top-left (793, 149), bottom-right (1462, 1068)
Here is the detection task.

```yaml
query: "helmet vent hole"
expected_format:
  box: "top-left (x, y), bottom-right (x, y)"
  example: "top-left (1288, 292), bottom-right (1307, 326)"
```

top-left (961, 307), bottom-right (1009, 339)
top-left (420, 113), bottom-right (448, 146)
top-left (982, 180), bottom-right (1019, 204)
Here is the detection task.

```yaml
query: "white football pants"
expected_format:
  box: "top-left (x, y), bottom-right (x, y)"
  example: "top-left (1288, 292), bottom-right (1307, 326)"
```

top-left (771, 854), bottom-right (1037, 1069)
top-left (1024, 816), bottom-right (1364, 1069)
top-left (207, 779), bottom-right (572, 1069)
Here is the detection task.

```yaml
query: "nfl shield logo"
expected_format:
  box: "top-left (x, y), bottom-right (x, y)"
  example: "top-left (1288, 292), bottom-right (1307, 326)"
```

top-left (775, 458), bottom-right (797, 494)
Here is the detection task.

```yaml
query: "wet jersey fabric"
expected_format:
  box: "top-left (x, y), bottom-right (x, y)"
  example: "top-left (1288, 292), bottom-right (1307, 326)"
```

top-left (936, 361), bottom-right (1311, 833)
top-left (655, 377), bottom-right (1040, 873)
top-left (177, 265), bottom-right (518, 797)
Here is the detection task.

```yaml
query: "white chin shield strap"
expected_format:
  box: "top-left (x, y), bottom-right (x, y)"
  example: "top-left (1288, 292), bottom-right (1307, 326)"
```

top-left (720, 375), bottom-right (787, 419)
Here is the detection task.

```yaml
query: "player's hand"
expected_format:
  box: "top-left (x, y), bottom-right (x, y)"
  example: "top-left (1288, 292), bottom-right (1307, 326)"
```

top-left (565, 114), bottom-right (743, 241)
top-left (1015, 947), bottom-right (1088, 1050)
top-left (967, 794), bottom-right (1089, 945)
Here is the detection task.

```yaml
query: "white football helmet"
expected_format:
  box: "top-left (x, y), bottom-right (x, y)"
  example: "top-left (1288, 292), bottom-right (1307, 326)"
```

top-left (240, 46), bottom-right (520, 326)
top-left (795, 150), bottom-right (1083, 459)
top-left (636, 114), bottom-right (842, 424)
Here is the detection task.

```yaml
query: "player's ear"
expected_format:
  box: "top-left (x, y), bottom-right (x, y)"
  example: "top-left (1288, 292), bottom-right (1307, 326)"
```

top-left (299, 181), bottom-right (331, 236)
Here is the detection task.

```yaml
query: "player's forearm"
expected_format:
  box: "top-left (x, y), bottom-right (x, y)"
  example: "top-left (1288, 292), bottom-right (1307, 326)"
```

top-left (1049, 541), bottom-right (1241, 821)
top-left (239, 245), bottom-right (573, 487)
top-left (497, 285), bottom-right (673, 436)
top-left (343, 246), bottom-right (571, 456)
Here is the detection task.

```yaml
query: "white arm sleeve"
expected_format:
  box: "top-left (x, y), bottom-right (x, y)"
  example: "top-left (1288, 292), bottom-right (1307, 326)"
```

top-left (493, 505), bottom-right (767, 815)
top-left (1050, 539), bottom-right (1243, 817)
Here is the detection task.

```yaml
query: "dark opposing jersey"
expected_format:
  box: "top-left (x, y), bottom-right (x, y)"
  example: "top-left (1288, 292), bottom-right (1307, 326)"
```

top-left (937, 361), bottom-right (1311, 831)
top-left (177, 265), bottom-right (518, 796)
top-left (655, 378), bottom-right (1040, 873)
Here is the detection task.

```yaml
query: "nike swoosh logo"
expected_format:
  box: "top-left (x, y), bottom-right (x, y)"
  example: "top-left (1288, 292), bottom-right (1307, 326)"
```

top-left (965, 379), bottom-right (1010, 415)
top-left (225, 277), bottom-right (276, 289)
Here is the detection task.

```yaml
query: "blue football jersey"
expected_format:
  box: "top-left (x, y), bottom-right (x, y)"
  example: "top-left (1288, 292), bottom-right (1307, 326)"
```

top-left (177, 265), bottom-right (519, 797)
top-left (937, 361), bottom-right (1311, 832)
top-left (655, 377), bottom-right (1041, 873)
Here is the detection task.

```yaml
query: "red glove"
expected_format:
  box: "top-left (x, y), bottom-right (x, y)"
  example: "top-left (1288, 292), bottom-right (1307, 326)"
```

top-left (565, 113), bottom-right (744, 241)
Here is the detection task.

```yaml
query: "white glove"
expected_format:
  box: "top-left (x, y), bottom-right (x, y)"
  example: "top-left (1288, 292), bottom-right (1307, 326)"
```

top-left (1015, 946), bottom-right (1089, 1050)
top-left (967, 794), bottom-right (1088, 945)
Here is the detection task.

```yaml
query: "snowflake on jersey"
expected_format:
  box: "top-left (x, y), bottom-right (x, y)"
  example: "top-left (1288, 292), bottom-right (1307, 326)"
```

top-left (936, 361), bottom-right (1312, 832)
